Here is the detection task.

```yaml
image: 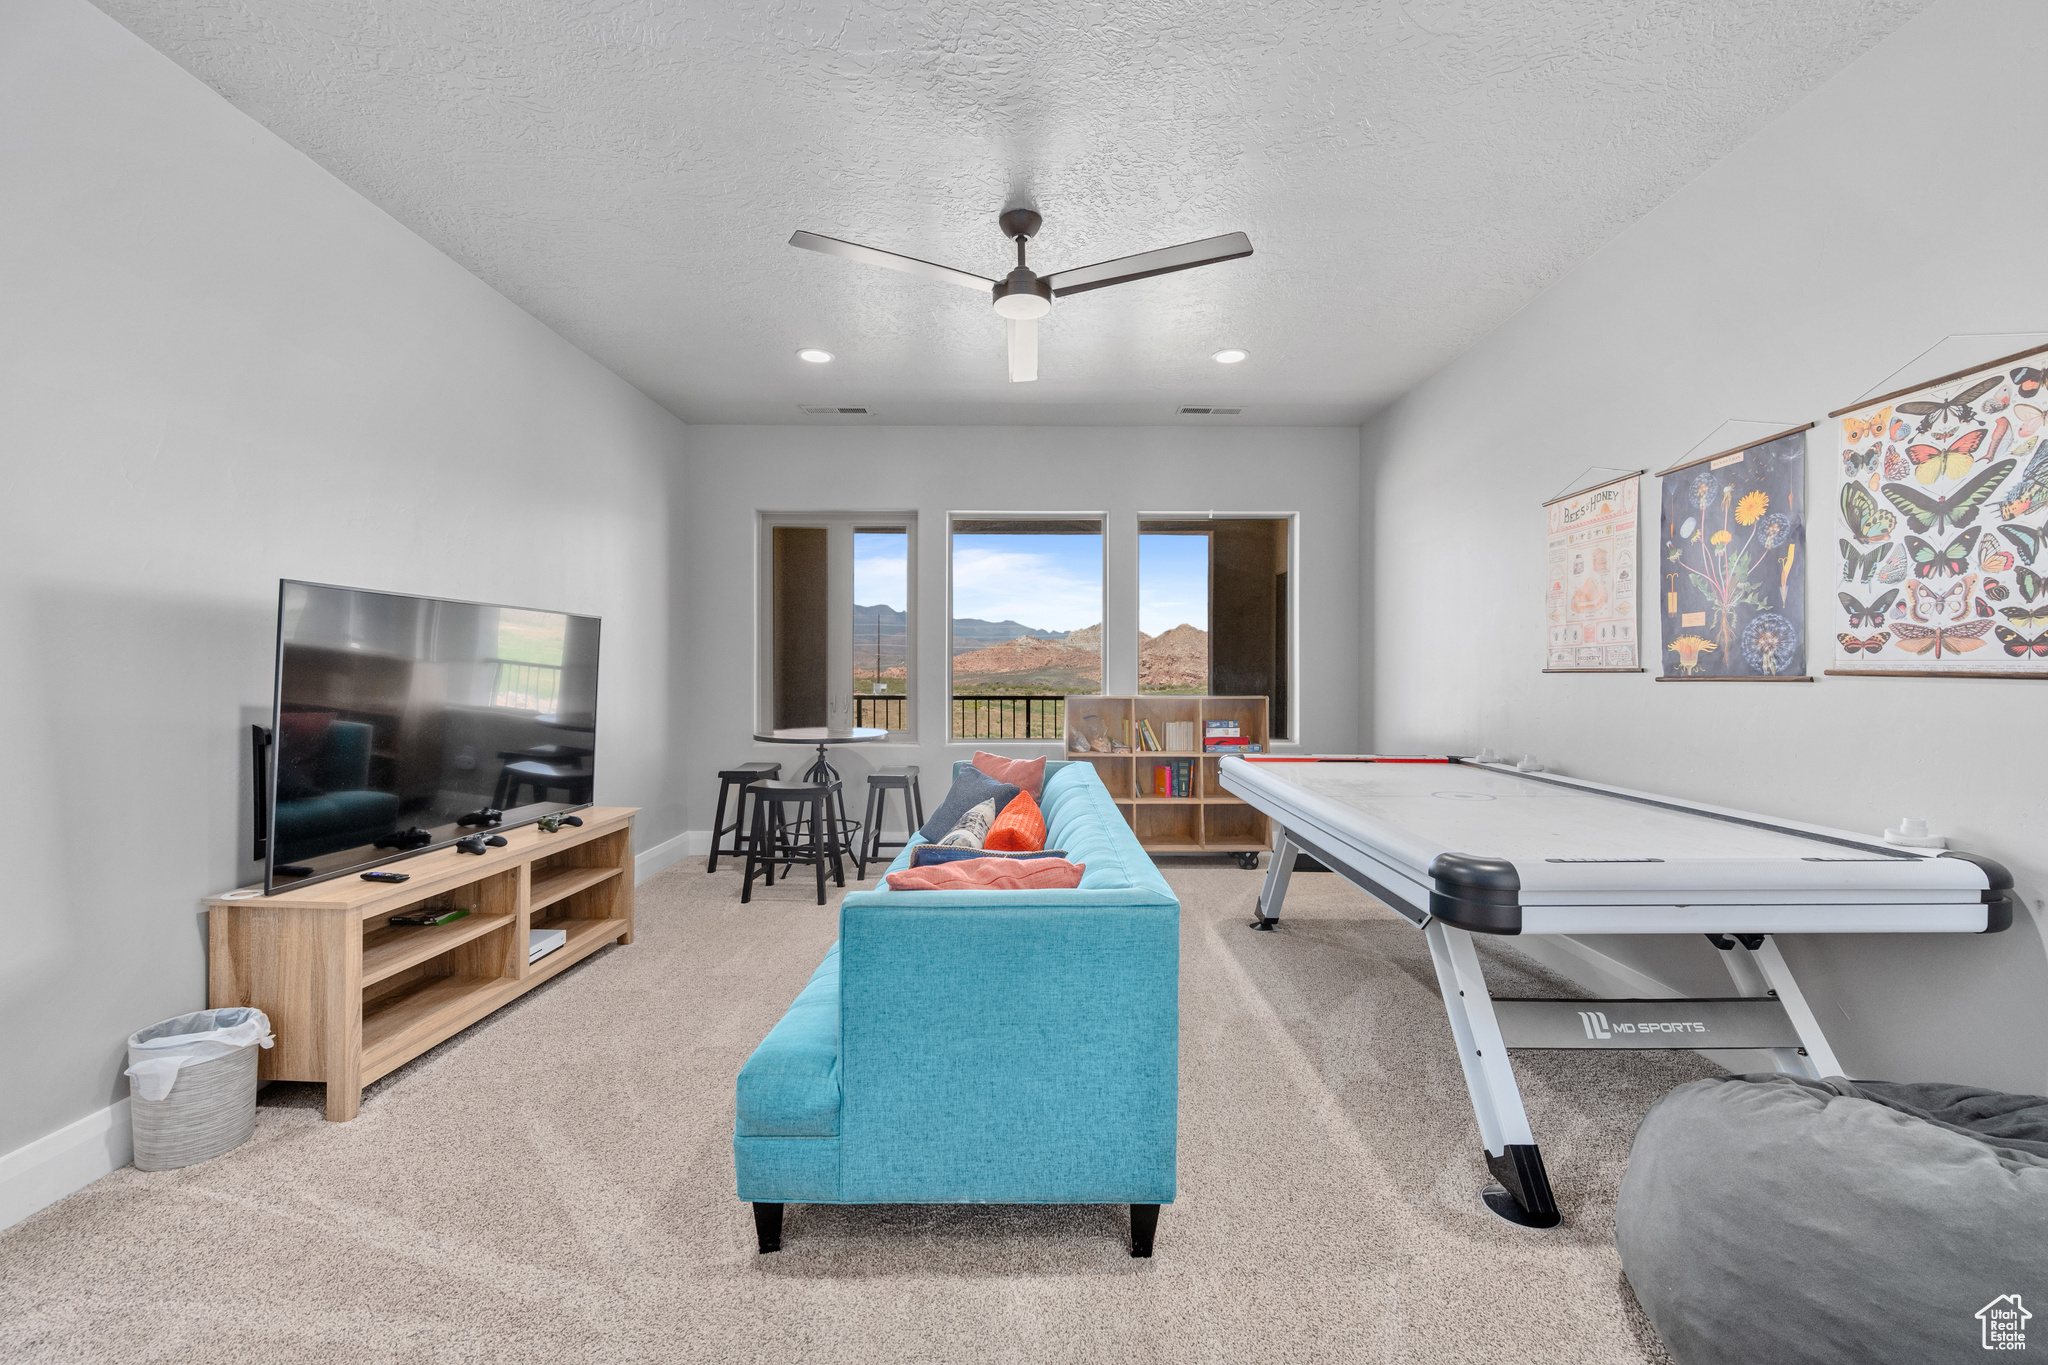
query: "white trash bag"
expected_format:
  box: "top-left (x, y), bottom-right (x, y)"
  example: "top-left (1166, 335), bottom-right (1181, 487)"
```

top-left (124, 1008), bottom-right (273, 1102)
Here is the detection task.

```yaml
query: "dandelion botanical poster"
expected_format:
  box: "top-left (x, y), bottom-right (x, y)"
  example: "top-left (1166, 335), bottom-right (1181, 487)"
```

top-left (1658, 430), bottom-right (1808, 680)
top-left (1829, 344), bottom-right (2048, 677)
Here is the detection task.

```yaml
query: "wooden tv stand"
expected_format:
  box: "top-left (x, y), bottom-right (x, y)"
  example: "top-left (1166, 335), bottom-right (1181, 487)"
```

top-left (206, 807), bottom-right (636, 1121)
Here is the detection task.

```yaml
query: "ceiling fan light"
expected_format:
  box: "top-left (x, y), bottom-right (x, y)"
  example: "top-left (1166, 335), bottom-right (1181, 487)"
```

top-left (1213, 349), bottom-right (1249, 364)
top-left (796, 348), bottom-right (834, 363)
top-left (993, 294), bottom-right (1051, 320)
top-left (992, 267), bottom-right (1053, 320)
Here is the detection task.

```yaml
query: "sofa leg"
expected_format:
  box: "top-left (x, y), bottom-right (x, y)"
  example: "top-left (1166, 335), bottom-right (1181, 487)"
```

top-left (1130, 1203), bottom-right (1159, 1258)
top-left (753, 1202), bottom-right (784, 1254)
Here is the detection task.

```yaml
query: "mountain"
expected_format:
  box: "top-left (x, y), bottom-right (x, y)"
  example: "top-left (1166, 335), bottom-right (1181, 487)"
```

top-left (1139, 623), bottom-right (1208, 689)
top-left (950, 627), bottom-right (1102, 692)
top-left (853, 603), bottom-right (906, 671)
top-left (949, 616), bottom-right (1067, 655)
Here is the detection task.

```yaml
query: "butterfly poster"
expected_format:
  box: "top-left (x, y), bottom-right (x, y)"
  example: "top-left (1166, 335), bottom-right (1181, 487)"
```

top-left (1656, 429), bottom-right (1809, 680)
top-left (1830, 342), bottom-right (2048, 676)
top-left (1544, 473), bottom-right (1642, 671)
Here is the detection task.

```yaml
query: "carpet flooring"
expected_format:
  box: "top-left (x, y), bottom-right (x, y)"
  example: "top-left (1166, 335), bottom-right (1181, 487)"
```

top-left (0, 859), bottom-right (1719, 1363)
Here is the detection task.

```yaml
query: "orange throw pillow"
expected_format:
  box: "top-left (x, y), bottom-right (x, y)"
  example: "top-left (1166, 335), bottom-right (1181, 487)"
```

top-left (972, 751), bottom-right (1045, 800)
top-left (982, 788), bottom-right (1046, 852)
top-left (885, 857), bottom-right (1084, 892)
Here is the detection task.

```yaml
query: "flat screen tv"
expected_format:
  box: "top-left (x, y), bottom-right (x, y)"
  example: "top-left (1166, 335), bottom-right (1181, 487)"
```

top-left (258, 580), bottom-right (600, 892)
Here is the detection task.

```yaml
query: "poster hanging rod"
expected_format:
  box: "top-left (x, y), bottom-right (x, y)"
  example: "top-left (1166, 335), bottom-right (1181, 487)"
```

top-left (1829, 339), bottom-right (2048, 419)
top-left (1654, 423), bottom-right (1814, 478)
top-left (1541, 468), bottom-right (1645, 508)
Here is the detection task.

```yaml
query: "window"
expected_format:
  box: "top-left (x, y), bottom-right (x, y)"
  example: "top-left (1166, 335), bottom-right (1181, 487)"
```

top-left (1137, 517), bottom-right (1291, 738)
top-left (949, 517), bottom-right (1102, 740)
top-left (761, 514), bottom-right (916, 735)
top-left (853, 529), bottom-right (908, 731)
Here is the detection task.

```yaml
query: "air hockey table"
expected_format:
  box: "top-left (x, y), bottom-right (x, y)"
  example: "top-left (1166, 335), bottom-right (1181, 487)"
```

top-left (1219, 753), bottom-right (2015, 1228)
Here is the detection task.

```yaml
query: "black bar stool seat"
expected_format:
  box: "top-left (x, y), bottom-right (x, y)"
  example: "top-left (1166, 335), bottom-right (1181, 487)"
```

top-left (861, 766), bottom-right (925, 873)
top-left (743, 779), bottom-right (846, 906)
top-left (708, 761), bottom-right (782, 873)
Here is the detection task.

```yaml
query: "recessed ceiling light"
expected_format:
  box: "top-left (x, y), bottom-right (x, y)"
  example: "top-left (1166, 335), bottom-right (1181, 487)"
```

top-left (1212, 349), bottom-right (1249, 364)
top-left (796, 348), bottom-right (834, 363)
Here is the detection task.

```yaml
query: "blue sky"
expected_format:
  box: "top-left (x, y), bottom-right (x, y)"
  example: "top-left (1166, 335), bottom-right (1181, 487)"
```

top-left (854, 530), bottom-right (907, 611)
top-left (1140, 534), bottom-right (1208, 636)
top-left (856, 529), bottom-right (1211, 635)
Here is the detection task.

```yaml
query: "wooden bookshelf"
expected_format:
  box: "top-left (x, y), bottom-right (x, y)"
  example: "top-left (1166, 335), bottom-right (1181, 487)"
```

top-left (206, 807), bottom-right (635, 1121)
top-left (1063, 696), bottom-right (1270, 866)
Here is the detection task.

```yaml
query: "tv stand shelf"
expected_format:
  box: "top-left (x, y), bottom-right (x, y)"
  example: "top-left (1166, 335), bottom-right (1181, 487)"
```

top-left (207, 806), bottom-right (636, 1121)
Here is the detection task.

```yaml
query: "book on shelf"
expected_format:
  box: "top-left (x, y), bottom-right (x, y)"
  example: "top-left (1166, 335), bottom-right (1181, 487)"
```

top-left (1139, 718), bottom-right (1162, 751)
top-left (1204, 720), bottom-right (1240, 736)
top-left (1205, 741), bottom-right (1262, 754)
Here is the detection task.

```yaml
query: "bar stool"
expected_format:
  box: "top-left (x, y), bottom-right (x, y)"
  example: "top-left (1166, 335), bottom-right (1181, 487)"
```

top-left (707, 761), bottom-right (782, 873)
top-left (861, 767), bottom-right (925, 873)
top-left (743, 780), bottom-right (845, 906)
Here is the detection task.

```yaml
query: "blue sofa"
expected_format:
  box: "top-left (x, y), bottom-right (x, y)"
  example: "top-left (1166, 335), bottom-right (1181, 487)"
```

top-left (733, 760), bottom-right (1181, 1256)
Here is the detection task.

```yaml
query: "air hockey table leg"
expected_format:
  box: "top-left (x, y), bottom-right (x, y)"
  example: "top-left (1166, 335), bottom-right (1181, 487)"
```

top-left (1251, 832), bottom-right (1299, 929)
top-left (1424, 920), bottom-right (1561, 1228)
top-left (1713, 934), bottom-right (1843, 1080)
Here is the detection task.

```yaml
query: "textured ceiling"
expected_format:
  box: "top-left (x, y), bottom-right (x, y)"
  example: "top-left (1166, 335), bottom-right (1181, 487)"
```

top-left (97, 0), bottom-right (1923, 425)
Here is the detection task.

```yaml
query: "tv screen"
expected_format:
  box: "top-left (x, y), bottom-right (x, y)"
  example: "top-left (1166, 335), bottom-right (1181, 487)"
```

top-left (264, 580), bottom-right (600, 891)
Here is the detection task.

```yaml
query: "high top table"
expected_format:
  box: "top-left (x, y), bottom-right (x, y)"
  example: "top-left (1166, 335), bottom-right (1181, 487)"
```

top-left (1219, 753), bottom-right (2014, 1228)
top-left (752, 726), bottom-right (889, 785)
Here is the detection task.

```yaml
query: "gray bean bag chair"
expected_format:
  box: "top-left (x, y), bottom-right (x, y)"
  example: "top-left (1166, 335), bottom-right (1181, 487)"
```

top-left (1618, 1074), bottom-right (2048, 1365)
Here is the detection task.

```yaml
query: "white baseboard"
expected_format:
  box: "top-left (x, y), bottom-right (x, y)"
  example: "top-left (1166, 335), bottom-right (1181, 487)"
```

top-left (634, 830), bottom-right (710, 883)
top-left (0, 1098), bottom-right (132, 1233)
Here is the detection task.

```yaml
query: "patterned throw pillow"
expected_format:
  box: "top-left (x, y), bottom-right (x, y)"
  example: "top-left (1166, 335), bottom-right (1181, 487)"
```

top-left (932, 798), bottom-right (997, 849)
top-left (983, 788), bottom-right (1046, 852)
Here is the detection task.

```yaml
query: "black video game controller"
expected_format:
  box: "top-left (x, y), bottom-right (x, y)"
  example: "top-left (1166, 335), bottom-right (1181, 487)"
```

top-left (455, 834), bottom-right (488, 855)
top-left (374, 827), bottom-right (435, 851)
top-left (485, 834), bottom-right (507, 847)
top-left (457, 808), bottom-right (504, 828)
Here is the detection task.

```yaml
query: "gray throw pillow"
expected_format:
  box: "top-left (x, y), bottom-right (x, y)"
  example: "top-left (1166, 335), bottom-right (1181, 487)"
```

top-left (915, 766), bottom-right (1019, 843)
top-left (933, 798), bottom-right (997, 849)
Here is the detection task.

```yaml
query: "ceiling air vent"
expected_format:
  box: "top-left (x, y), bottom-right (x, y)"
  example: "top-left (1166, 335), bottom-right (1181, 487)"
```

top-left (798, 405), bottom-right (872, 416)
top-left (1176, 406), bottom-right (1243, 416)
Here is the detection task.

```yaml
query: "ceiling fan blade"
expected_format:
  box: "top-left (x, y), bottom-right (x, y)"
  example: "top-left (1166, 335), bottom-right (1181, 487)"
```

top-left (1007, 316), bottom-right (1038, 383)
top-left (789, 231), bottom-right (994, 292)
top-left (1044, 231), bottom-right (1253, 298)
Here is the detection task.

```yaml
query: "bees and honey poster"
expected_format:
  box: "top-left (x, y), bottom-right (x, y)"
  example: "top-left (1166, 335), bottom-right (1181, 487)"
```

top-left (1831, 344), bottom-right (2048, 676)
top-left (1544, 474), bottom-right (1642, 671)
top-left (1656, 429), bottom-right (1809, 680)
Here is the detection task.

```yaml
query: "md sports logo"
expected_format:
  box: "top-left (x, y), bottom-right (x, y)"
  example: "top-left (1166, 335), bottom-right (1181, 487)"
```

top-left (1577, 1011), bottom-right (1708, 1039)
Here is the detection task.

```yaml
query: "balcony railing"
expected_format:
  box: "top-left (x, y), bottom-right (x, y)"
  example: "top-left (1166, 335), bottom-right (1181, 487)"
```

top-left (952, 693), bottom-right (1065, 741)
top-left (853, 694), bottom-right (908, 731)
top-left (848, 693), bottom-right (1069, 739)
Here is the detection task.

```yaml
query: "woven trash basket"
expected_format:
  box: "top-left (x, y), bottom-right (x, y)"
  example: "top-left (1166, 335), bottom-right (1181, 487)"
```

top-left (124, 1008), bottom-right (272, 1171)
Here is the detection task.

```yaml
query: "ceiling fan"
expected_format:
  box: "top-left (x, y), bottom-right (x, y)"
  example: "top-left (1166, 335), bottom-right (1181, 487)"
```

top-left (789, 209), bottom-right (1253, 383)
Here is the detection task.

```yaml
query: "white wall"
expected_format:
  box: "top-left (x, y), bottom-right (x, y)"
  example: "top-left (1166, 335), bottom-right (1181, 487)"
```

top-left (683, 425), bottom-right (1362, 837)
top-left (1360, 0), bottom-right (2048, 1093)
top-left (0, 0), bottom-right (691, 1180)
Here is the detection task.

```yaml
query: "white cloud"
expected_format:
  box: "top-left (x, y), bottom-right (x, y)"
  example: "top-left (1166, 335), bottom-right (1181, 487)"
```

top-left (853, 547), bottom-right (907, 611)
top-left (951, 546), bottom-right (1103, 633)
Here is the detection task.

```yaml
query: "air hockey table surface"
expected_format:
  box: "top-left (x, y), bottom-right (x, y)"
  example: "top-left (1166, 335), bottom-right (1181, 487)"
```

top-left (1219, 754), bottom-right (2014, 1227)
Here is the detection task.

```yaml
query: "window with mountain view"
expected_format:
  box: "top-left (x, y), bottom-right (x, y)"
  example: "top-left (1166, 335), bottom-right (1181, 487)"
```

top-left (949, 517), bottom-right (1102, 740)
top-left (1138, 517), bottom-right (1291, 738)
top-left (762, 513), bottom-right (915, 736)
top-left (853, 529), bottom-right (908, 731)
